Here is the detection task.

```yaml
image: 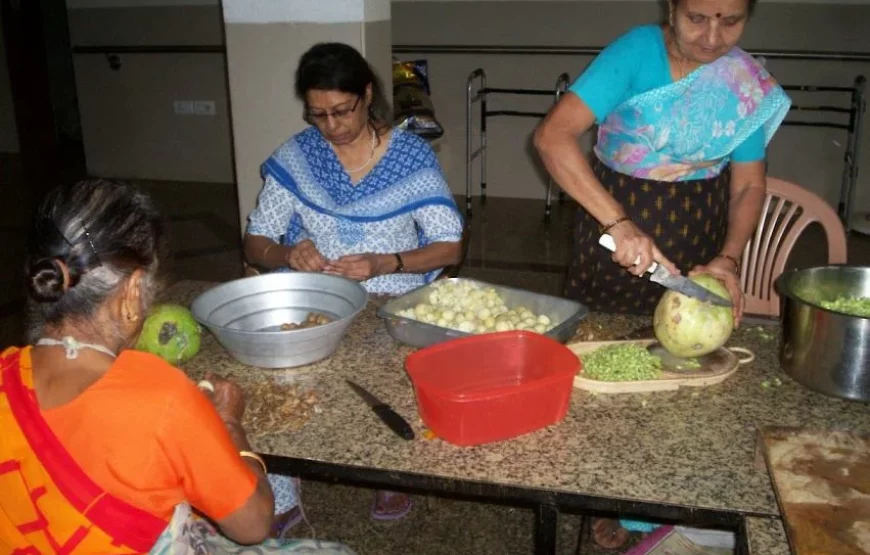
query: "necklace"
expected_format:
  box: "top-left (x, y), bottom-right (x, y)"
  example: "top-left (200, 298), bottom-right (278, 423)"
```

top-left (665, 28), bottom-right (690, 81)
top-left (36, 336), bottom-right (117, 360)
top-left (343, 127), bottom-right (377, 174)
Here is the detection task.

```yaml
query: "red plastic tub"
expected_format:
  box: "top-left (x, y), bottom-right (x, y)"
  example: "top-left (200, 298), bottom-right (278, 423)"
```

top-left (404, 331), bottom-right (581, 446)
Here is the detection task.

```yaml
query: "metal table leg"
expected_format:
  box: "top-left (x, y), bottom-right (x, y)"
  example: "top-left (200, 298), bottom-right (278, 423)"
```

top-left (535, 503), bottom-right (559, 555)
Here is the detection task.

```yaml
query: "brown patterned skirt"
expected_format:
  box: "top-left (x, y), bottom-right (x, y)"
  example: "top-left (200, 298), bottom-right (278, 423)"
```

top-left (564, 157), bottom-right (730, 315)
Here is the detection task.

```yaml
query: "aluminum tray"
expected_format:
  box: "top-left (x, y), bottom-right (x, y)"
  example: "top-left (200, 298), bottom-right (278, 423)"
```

top-left (377, 278), bottom-right (588, 348)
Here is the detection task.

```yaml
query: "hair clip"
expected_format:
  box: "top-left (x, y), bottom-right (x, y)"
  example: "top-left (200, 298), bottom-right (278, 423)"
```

top-left (49, 217), bottom-right (73, 247)
top-left (82, 225), bottom-right (101, 264)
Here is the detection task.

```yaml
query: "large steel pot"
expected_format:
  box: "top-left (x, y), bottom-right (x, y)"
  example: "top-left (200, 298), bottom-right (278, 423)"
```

top-left (776, 265), bottom-right (870, 402)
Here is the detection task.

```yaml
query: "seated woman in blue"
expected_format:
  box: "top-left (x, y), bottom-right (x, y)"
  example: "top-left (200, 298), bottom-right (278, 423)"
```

top-left (535, 0), bottom-right (790, 548)
top-left (244, 42), bottom-right (463, 530)
top-left (535, 0), bottom-right (790, 327)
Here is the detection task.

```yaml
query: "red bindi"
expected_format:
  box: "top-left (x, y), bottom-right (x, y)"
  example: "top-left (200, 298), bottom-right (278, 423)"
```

top-left (715, 12), bottom-right (722, 18)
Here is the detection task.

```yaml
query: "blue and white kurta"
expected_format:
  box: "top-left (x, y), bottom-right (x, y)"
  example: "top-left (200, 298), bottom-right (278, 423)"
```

top-left (247, 127), bottom-right (463, 295)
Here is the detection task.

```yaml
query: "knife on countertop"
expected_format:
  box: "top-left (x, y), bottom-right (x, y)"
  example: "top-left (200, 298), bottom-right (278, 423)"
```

top-left (598, 234), bottom-right (732, 308)
top-left (346, 380), bottom-right (416, 440)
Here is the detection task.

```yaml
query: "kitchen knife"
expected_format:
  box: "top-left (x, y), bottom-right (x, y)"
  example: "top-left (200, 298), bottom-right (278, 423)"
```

top-left (346, 380), bottom-right (416, 440)
top-left (598, 234), bottom-right (732, 307)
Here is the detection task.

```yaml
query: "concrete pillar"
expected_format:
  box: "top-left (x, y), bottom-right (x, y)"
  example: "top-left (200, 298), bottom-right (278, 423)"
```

top-left (222, 0), bottom-right (392, 235)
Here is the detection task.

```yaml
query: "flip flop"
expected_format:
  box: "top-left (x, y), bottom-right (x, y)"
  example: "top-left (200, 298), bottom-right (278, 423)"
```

top-left (370, 490), bottom-right (412, 521)
top-left (271, 505), bottom-right (303, 539)
top-left (270, 478), bottom-right (304, 539)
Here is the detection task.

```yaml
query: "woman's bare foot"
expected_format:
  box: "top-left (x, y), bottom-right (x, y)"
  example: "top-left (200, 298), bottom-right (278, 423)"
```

top-left (592, 518), bottom-right (630, 549)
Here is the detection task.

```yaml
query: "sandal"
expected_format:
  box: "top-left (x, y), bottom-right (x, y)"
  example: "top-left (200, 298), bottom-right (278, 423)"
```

top-left (270, 505), bottom-right (303, 539)
top-left (370, 490), bottom-right (412, 521)
top-left (591, 517), bottom-right (631, 550)
top-left (268, 476), bottom-right (304, 539)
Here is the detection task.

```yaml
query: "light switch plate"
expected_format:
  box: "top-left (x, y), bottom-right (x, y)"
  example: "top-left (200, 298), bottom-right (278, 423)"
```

top-left (193, 101), bottom-right (216, 116)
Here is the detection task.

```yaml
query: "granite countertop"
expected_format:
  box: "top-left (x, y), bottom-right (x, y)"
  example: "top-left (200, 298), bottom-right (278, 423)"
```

top-left (169, 280), bottom-right (865, 554)
top-left (746, 517), bottom-right (790, 555)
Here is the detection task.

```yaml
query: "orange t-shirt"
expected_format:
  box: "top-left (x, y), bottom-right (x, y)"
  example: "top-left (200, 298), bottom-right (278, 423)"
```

top-left (21, 347), bottom-right (257, 523)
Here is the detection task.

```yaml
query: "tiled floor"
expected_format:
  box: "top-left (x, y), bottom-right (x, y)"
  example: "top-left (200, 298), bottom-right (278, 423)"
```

top-left (2, 168), bottom-right (870, 554)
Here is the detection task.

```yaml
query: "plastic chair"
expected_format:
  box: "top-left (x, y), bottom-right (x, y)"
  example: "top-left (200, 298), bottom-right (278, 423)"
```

top-left (740, 177), bottom-right (848, 317)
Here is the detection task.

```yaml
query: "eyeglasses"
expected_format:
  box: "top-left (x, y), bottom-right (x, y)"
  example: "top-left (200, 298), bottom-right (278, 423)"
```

top-left (304, 96), bottom-right (361, 125)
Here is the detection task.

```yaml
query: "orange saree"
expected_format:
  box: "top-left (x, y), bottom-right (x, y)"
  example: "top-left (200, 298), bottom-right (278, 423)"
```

top-left (0, 348), bottom-right (166, 554)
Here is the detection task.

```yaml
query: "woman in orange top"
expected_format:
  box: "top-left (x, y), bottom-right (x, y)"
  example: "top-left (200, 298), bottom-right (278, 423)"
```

top-left (0, 179), bottom-right (357, 554)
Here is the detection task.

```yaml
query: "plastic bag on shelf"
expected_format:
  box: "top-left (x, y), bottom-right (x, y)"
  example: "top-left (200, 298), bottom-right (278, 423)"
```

top-left (393, 59), bottom-right (444, 141)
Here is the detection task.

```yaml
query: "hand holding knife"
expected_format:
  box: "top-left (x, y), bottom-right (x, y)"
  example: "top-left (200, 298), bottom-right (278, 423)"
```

top-left (346, 380), bottom-right (415, 440)
top-left (598, 234), bottom-right (732, 307)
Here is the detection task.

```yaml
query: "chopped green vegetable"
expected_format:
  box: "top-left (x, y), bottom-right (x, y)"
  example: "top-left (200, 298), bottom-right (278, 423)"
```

top-left (750, 326), bottom-right (774, 341)
top-left (761, 380), bottom-right (771, 389)
top-left (773, 377), bottom-right (783, 387)
top-left (674, 358), bottom-right (702, 370)
top-left (580, 344), bottom-right (662, 382)
top-left (820, 296), bottom-right (870, 318)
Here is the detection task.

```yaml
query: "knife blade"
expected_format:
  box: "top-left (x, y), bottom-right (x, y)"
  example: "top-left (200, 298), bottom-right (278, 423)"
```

top-left (345, 380), bottom-right (415, 440)
top-left (598, 234), bottom-right (732, 307)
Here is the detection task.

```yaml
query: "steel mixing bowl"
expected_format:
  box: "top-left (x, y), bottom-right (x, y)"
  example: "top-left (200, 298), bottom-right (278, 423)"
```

top-left (776, 265), bottom-right (870, 402)
top-left (190, 272), bottom-right (368, 369)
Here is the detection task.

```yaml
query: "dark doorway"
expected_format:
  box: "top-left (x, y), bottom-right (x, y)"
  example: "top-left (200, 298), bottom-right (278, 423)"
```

top-left (1, 0), bottom-right (86, 207)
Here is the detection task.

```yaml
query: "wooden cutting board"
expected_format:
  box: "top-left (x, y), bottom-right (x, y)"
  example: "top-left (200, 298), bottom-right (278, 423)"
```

top-left (568, 339), bottom-right (754, 394)
top-left (759, 427), bottom-right (870, 555)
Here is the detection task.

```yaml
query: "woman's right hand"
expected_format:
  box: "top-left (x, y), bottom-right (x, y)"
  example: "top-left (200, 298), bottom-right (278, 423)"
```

top-left (608, 221), bottom-right (679, 277)
top-left (285, 239), bottom-right (327, 272)
top-left (203, 372), bottom-right (246, 426)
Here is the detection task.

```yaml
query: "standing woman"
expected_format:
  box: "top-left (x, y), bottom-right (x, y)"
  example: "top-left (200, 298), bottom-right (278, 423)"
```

top-left (535, 0), bottom-right (790, 329)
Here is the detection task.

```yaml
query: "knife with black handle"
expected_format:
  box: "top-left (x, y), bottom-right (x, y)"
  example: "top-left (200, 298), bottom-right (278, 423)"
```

top-left (346, 379), bottom-right (416, 440)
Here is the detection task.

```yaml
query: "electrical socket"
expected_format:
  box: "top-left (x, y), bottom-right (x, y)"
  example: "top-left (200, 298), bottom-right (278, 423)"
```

top-left (193, 101), bottom-right (216, 116)
top-left (173, 100), bottom-right (194, 115)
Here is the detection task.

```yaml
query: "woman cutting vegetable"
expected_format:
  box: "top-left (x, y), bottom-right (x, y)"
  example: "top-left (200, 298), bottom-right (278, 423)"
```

top-left (534, 0), bottom-right (790, 329)
top-left (534, 0), bottom-right (789, 548)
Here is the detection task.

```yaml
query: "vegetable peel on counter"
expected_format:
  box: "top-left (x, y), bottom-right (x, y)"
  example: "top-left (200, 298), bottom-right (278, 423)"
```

top-left (394, 281), bottom-right (556, 335)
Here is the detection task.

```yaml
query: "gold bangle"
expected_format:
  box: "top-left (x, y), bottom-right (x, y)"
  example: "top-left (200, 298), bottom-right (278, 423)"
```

top-left (262, 244), bottom-right (275, 265)
top-left (599, 216), bottom-right (631, 234)
top-left (239, 451), bottom-right (267, 474)
top-left (716, 253), bottom-right (741, 271)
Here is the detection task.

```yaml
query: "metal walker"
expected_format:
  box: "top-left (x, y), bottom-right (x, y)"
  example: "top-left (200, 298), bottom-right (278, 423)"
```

top-left (465, 69), bottom-right (570, 221)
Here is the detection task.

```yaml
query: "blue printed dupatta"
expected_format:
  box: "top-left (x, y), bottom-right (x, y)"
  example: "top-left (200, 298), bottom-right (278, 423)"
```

top-left (261, 127), bottom-right (461, 283)
top-left (595, 48), bottom-right (791, 182)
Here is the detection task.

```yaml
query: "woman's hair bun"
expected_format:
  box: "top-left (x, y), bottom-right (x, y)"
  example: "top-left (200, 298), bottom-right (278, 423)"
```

top-left (28, 258), bottom-right (67, 303)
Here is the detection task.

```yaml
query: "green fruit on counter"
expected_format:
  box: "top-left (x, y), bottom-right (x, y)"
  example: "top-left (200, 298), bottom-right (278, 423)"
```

top-left (136, 304), bottom-right (201, 364)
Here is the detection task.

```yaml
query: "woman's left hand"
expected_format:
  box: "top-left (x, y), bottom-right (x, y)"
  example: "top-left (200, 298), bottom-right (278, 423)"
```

top-left (689, 257), bottom-right (744, 327)
top-left (324, 254), bottom-right (389, 281)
